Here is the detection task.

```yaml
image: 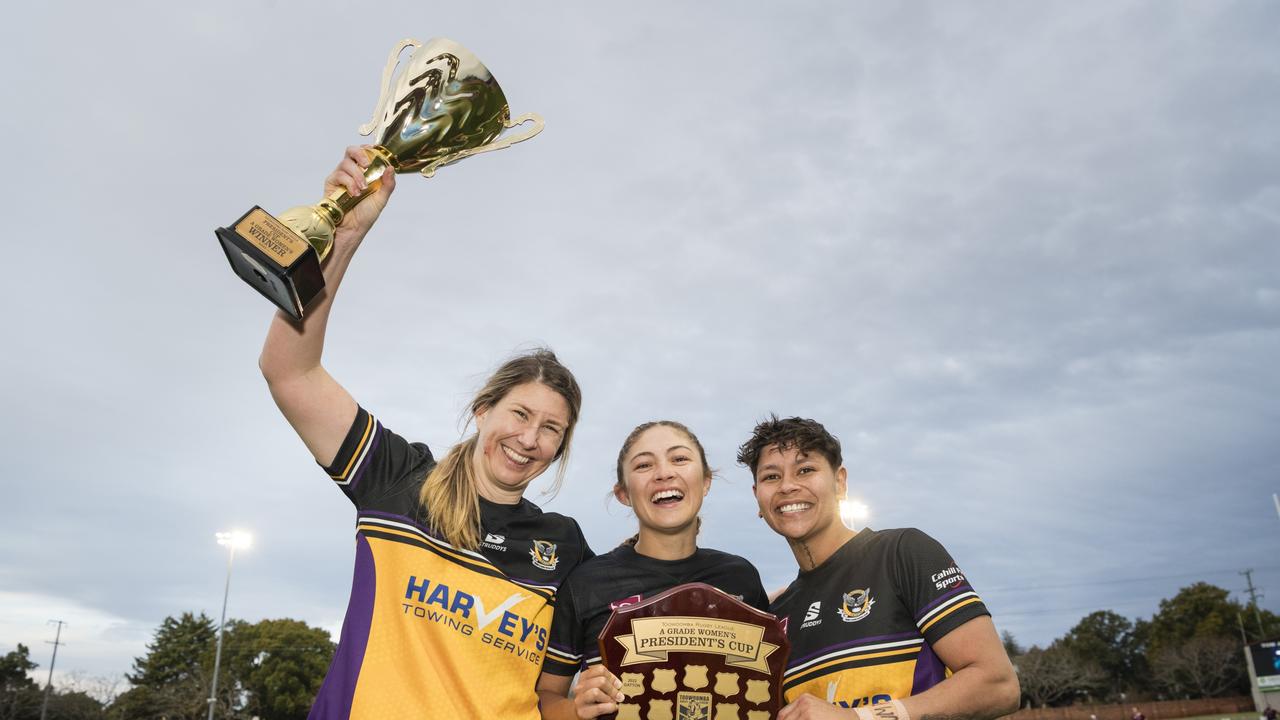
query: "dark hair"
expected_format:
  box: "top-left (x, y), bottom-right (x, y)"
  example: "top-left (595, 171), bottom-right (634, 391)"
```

top-left (736, 414), bottom-right (842, 479)
top-left (614, 420), bottom-right (710, 547)
top-left (615, 420), bottom-right (711, 489)
top-left (419, 348), bottom-right (582, 550)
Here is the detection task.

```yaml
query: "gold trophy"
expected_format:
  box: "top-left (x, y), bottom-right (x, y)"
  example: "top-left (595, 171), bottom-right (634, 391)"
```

top-left (216, 38), bottom-right (544, 319)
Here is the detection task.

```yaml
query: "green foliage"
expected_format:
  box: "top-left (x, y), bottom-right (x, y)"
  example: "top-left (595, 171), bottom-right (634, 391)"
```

top-left (1144, 582), bottom-right (1241, 657)
top-left (224, 619), bottom-right (334, 720)
top-left (42, 690), bottom-right (105, 720)
top-left (110, 615), bottom-right (333, 720)
top-left (0, 645), bottom-right (41, 720)
top-left (1059, 610), bottom-right (1146, 700)
top-left (123, 612), bottom-right (218, 720)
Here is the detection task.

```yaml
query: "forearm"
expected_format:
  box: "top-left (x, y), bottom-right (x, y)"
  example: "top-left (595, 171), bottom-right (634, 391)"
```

top-left (536, 690), bottom-right (578, 720)
top-left (899, 663), bottom-right (1020, 720)
top-left (259, 230), bottom-right (362, 383)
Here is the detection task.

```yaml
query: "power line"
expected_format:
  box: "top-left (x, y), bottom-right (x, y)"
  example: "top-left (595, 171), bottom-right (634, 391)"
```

top-left (982, 564), bottom-right (1280, 594)
top-left (1241, 568), bottom-right (1266, 638)
top-left (39, 620), bottom-right (65, 720)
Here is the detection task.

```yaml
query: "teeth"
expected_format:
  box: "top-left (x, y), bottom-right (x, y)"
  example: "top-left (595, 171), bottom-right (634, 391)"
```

top-left (502, 446), bottom-right (532, 465)
top-left (651, 489), bottom-right (685, 503)
top-left (778, 503), bottom-right (812, 514)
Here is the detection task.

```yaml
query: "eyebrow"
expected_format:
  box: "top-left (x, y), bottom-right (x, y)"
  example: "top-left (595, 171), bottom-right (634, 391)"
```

top-left (514, 403), bottom-right (565, 428)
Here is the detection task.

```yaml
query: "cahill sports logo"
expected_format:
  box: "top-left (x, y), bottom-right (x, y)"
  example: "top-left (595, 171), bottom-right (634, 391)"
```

top-left (530, 540), bottom-right (559, 570)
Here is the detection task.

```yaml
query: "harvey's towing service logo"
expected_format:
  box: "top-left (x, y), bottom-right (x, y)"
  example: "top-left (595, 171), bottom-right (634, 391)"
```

top-left (402, 575), bottom-right (546, 665)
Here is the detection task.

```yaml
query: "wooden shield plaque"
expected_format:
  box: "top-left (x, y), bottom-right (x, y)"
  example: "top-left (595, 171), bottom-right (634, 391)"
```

top-left (598, 583), bottom-right (789, 720)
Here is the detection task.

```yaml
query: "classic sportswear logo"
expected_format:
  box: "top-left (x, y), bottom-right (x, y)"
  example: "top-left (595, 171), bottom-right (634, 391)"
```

top-left (485, 533), bottom-right (505, 544)
top-left (837, 588), bottom-right (874, 623)
top-left (800, 601), bottom-right (823, 629)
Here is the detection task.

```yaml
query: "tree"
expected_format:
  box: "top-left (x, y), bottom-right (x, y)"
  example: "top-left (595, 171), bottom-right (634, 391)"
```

top-left (1002, 630), bottom-right (1024, 660)
top-left (1144, 583), bottom-right (1240, 658)
top-left (124, 612), bottom-right (218, 720)
top-left (224, 619), bottom-right (334, 720)
top-left (1015, 643), bottom-right (1107, 708)
top-left (110, 614), bottom-right (333, 720)
top-left (42, 690), bottom-right (104, 720)
top-left (1151, 635), bottom-right (1247, 698)
top-left (0, 645), bottom-right (40, 720)
top-left (1059, 610), bottom-right (1144, 700)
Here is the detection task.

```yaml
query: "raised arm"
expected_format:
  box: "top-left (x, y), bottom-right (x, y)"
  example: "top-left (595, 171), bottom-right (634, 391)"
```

top-left (259, 146), bottom-right (396, 466)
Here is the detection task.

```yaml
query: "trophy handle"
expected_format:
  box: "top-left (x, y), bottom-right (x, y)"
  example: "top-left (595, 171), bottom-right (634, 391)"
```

top-left (358, 38), bottom-right (422, 137)
top-left (419, 112), bottom-right (545, 178)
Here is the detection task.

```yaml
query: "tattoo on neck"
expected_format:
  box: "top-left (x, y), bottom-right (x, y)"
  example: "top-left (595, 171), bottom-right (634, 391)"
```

top-left (794, 541), bottom-right (817, 570)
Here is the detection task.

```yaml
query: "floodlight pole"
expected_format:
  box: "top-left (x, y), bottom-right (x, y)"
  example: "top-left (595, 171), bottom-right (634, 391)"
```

top-left (208, 532), bottom-right (249, 720)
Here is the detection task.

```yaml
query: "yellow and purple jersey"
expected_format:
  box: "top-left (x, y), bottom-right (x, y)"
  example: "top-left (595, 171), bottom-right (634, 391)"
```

top-left (769, 528), bottom-right (989, 709)
top-left (309, 407), bottom-right (592, 719)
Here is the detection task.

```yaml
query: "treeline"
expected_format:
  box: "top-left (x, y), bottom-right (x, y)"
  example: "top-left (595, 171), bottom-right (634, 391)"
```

top-left (2, 614), bottom-right (333, 720)
top-left (1004, 581), bottom-right (1278, 708)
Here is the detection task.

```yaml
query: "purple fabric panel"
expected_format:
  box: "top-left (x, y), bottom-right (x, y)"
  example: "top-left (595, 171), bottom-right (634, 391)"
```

top-left (307, 534), bottom-right (377, 720)
top-left (789, 630), bottom-right (920, 666)
top-left (346, 422), bottom-right (382, 490)
top-left (910, 640), bottom-right (947, 695)
top-left (913, 584), bottom-right (974, 619)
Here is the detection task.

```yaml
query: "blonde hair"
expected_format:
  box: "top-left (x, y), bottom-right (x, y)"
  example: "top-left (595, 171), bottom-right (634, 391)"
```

top-left (419, 349), bottom-right (581, 550)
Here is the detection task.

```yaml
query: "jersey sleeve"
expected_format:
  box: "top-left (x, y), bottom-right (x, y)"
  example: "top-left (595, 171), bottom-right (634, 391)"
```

top-left (542, 575), bottom-right (587, 676)
top-left (733, 557), bottom-right (770, 613)
top-left (319, 406), bottom-right (434, 512)
top-left (891, 528), bottom-right (990, 646)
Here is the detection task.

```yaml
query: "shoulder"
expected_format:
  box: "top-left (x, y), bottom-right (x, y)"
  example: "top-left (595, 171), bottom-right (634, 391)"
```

top-left (696, 547), bottom-right (758, 569)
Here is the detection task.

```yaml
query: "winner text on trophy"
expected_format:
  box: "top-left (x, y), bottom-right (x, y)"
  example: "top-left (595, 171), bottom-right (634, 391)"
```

top-left (216, 38), bottom-right (543, 319)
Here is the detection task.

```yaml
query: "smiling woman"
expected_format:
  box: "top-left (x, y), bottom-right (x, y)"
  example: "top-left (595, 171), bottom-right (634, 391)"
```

top-left (534, 421), bottom-right (769, 720)
top-left (257, 147), bottom-right (593, 720)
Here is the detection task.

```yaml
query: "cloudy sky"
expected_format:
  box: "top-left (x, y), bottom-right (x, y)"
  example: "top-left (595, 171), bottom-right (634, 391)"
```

top-left (2, 0), bottom-right (1277, 688)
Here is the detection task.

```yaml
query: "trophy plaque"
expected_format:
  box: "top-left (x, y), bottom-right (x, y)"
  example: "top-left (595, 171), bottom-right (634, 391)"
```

top-left (598, 583), bottom-right (789, 720)
top-left (215, 37), bottom-right (544, 319)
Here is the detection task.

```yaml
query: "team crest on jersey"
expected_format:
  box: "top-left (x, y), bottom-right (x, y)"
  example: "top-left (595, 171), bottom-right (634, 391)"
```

top-left (530, 540), bottom-right (559, 570)
top-left (837, 588), bottom-right (875, 623)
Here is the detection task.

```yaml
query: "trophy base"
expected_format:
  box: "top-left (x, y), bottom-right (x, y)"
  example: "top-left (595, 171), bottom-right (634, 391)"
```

top-left (216, 206), bottom-right (324, 320)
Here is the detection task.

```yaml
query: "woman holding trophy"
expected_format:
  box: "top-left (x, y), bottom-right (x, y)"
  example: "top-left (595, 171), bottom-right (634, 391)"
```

top-left (536, 421), bottom-right (769, 719)
top-left (259, 145), bottom-right (592, 720)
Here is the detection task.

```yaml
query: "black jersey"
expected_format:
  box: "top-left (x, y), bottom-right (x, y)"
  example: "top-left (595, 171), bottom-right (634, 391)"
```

top-left (309, 407), bottom-right (593, 719)
top-left (769, 528), bottom-right (989, 710)
top-left (542, 544), bottom-right (770, 675)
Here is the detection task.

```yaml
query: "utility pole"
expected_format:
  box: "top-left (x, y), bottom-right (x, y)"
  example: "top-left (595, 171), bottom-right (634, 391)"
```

top-left (39, 620), bottom-right (66, 720)
top-left (1241, 569), bottom-right (1266, 638)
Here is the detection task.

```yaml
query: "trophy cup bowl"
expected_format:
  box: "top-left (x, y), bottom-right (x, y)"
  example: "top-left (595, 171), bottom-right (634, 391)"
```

top-left (215, 37), bottom-right (544, 319)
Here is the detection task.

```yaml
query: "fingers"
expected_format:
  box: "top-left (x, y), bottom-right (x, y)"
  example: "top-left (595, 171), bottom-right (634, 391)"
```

top-left (573, 669), bottom-right (626, 719)
top-left (327, 146), bottom-right (374, 197)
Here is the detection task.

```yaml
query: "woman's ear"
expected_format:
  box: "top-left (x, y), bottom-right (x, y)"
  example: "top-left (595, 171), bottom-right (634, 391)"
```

top-left (613, 484), bottom-right (632, 508)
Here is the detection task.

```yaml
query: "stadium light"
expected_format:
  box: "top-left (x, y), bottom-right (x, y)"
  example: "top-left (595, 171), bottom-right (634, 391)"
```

top-left (840, 499), bottom-right (870, 530)
top-left (208, 530), bottom-right (252, 720)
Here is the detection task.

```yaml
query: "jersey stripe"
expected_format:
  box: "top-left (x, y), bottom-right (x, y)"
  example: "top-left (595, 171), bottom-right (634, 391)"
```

top-left (358, 516), bottom-right (558, 600)
top-left (329, 413), bottom-right (378, 486)
top-left (784, 646), bottom-right (922, 690)
top-left (787, 637), bottom-right (924, 676)
top-left (917, 594), bottom-right (982, 634)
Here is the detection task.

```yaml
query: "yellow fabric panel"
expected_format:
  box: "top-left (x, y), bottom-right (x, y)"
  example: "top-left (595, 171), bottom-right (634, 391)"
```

top-left (784, 659), bottom-right (916, 708)
top-left (348, 535), bottom-right (552, 719)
